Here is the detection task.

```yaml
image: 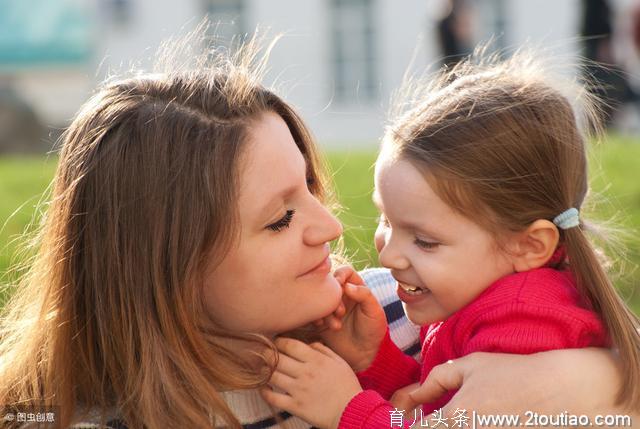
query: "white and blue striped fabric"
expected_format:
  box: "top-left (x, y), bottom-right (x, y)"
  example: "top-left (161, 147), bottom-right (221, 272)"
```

top-left (360, 267), bottom-right (422, 361)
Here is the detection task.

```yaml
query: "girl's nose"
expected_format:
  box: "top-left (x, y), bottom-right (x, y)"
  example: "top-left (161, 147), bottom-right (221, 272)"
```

top-left (377, 231), bottom-right (410, 271)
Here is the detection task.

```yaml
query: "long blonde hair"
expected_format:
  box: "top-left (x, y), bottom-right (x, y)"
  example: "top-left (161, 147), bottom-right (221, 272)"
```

top-left (386, 48), bottom-right (640, 411)
top-left (0, 30), bottom-right (333, 428)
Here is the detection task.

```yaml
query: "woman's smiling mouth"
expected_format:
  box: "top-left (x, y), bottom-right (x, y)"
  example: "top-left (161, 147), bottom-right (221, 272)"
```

top-left (299, 255), bottom-right (332, 278)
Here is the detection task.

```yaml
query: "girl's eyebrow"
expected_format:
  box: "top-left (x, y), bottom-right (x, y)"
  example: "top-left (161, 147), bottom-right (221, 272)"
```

top-left (372, 192), bottom-right (441, 239)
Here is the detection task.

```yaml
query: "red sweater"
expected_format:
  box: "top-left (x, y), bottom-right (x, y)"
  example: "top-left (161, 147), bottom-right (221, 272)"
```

top-left (338, 267), bottom-right (610, 429)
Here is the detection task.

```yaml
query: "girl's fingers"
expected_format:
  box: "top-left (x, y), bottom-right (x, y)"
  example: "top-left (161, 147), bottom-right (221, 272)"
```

top-left (345, 270), bottom-right (365, 286)
top-left (313, 319), bottom-right (324, 327)
top-left (334, 265), bottom-right (365, 287)
top-left (268, 370), bottom-right (297, 392)
top-left (343, 283), bottom-right (370, 301)
top-left (331, 318), bottom-right (342, 330)
top-left (333, 266), bottom-right (352, 285)
top-left (274, 349), bottom-right (306, 377)
top-left (309, 341), bottom-right (341, 360)
top-left (343, 283), bottom-right (382, 317)
top-left (260, 387), bottom-right (294, 411)
top-left (275, 337), bottom-right (321, 363)
top-left (334, 301), bottom-right (346, 318)
top-left (324, 314), bottom-right (342, 331)
top-left (312, 300), bottom-right (346, 331)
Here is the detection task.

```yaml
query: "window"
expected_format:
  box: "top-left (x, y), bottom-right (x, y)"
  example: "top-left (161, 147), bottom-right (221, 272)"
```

top-left (330, 0), bottom-right (377, 103)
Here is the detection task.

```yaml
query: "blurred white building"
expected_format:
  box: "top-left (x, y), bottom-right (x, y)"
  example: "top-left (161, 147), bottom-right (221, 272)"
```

top-left (0, 0), bottom-right (593, 149)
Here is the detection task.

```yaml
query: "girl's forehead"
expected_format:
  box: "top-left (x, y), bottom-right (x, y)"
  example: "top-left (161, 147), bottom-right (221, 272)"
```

top-left (375, 159), bottom-right (427, 201)
top-left (374, 150), bottom-right (400, 178)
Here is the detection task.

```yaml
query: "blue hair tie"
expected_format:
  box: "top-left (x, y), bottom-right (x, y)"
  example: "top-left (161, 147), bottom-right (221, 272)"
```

top-left (553, 207), bottom-right (580, 230)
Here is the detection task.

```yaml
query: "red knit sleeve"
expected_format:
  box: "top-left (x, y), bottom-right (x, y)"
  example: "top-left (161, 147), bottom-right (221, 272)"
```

top-left (356, 329), bottom-right (422, 400)
top-left (459, 300), bottom-right (610, 356)
top-left (338, 390), bottom-right (419, 429)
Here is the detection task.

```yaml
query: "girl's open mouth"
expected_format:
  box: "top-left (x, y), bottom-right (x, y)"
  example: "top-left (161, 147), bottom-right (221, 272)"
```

top-left (397, 281), bottom-right (430, 296)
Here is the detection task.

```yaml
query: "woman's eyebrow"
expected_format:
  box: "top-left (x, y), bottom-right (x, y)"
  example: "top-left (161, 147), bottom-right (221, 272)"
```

top-left (257, 154), bottom-right (308, 223)
top-left (259, 185), bottom-right (298, 220)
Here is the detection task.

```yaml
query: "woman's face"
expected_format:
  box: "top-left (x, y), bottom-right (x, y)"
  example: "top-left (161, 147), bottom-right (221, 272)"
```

top-left (202, 112), bottom-right (344, 336)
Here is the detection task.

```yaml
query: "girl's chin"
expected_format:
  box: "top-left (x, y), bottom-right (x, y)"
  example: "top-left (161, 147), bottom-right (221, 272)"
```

top-left (405, 309), bottom-right (449, 326)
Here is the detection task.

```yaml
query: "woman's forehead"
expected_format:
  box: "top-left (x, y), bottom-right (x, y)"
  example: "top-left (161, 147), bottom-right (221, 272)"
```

top-left (238, 112), bottom-right (307, 213)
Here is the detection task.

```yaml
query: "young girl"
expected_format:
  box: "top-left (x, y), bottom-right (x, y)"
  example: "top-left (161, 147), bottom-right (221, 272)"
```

top-left (261, 50), bottom-right (640, 428)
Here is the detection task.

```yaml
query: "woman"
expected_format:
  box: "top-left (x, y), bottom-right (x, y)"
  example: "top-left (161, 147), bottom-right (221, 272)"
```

top-left (0, 31), bottom-right (633, 429)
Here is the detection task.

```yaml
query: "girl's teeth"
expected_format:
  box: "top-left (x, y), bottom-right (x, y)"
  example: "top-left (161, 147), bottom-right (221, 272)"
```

top-left (399, 282), bottom-right (427, 295)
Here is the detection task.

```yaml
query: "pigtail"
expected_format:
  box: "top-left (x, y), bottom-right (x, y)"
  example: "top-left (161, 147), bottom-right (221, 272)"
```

top-left (563, 225), bottom-right (640, 411)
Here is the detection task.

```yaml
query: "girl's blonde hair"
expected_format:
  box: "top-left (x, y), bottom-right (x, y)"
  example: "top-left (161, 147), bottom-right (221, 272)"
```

top-left (385, 48), bottom-right (640, 411)
top-left (0, 29), bottom-right (333, 428)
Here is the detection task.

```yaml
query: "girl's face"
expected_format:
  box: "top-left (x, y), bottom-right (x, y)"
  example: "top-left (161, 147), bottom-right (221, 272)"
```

top-left (202, 112), bottom-right (343, 336)
top-left (373, 154), bottom-right (515, 326)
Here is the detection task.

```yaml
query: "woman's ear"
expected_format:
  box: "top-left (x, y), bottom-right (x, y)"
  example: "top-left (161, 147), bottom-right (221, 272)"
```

top-left (509, 219), bottom-right (560, 272)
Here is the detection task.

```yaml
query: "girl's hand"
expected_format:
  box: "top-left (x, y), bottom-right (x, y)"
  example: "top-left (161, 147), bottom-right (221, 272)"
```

top-left (311, 265), bottom-right (388, 371)
top-left (312, 265), bottom-right (365, 331)
top-left (322, 283), bottom-right (388, 371)
top-left (260, 337), bottom-right (362, 429)
top-left (320, 270), bottom-right (388, 371)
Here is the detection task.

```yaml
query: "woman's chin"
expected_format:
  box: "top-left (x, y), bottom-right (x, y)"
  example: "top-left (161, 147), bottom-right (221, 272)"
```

top-left (271, 276), bottom-right (343, 335)
top-left (319, 276), bottom-right (343, 310)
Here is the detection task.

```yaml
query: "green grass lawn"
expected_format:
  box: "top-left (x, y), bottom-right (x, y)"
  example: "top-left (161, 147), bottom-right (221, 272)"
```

top-left (1, 136), bottom-right (639, 315)
top-left (0, 156), bottom-right (57, 294)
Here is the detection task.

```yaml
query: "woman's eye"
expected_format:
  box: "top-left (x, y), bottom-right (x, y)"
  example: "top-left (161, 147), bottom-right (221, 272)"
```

top-left (306, 175), bottom-right (315, 189)
top-left (267, 209), bottom-right (296, 232)
top-left (377, 215), bottom-right (390, 228)
top-left (414, 238), bottom-right (439, 250)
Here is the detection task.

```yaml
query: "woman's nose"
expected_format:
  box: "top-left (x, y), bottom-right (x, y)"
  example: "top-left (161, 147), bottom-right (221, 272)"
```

top-left (303, 200), bottom-right (343, 246)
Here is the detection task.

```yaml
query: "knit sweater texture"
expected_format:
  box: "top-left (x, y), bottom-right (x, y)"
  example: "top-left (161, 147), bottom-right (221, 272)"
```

top-left (339, 267), bottom-right (609, 429)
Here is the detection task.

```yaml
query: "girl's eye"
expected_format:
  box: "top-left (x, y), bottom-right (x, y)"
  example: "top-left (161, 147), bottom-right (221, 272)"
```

top-left (267, 209), bottom-right (296, 232)
top-left (414, 238), bottom-right (439, 250)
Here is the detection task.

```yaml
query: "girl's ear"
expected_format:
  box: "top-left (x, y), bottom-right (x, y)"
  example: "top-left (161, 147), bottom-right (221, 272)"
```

top-left (509, 219), bottom-right (560, 272)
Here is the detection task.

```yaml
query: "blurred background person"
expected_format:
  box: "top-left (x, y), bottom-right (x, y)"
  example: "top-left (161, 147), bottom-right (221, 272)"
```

top-left (581, 0), bottom-right (638, 128)
top-left (435, 0), bottom-right (474, 68)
